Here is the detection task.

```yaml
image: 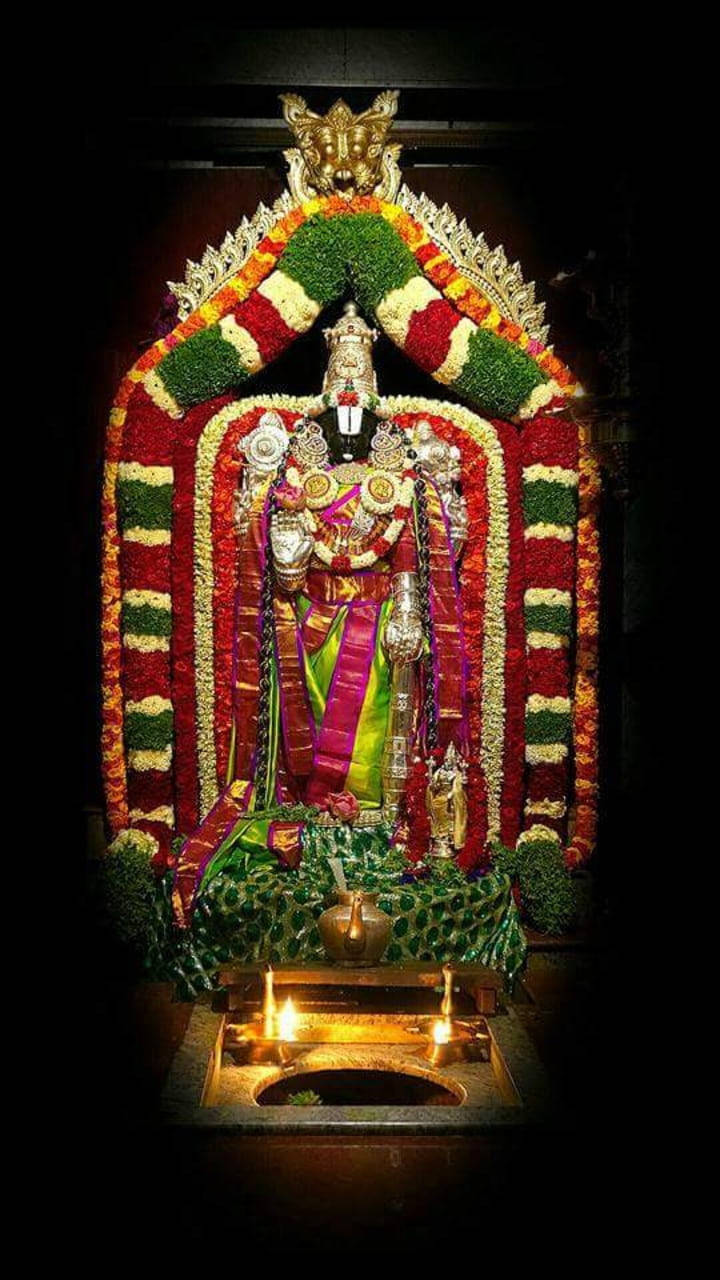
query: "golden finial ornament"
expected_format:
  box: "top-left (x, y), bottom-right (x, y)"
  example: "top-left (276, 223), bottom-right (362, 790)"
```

top-left (168, 92), bottom-right (550, 344)
top-left (280, 90), bottom-right (402, 202)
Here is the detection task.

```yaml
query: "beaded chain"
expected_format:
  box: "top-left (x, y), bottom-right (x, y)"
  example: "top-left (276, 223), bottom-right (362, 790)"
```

top-left (413, 471), bottom-right (438, 753)
top-left (254, 451), bottom-right (290, 808)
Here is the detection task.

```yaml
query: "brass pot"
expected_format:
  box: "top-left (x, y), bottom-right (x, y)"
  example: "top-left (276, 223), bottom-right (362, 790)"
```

top-left (318, 890), bottom-right (392, 967)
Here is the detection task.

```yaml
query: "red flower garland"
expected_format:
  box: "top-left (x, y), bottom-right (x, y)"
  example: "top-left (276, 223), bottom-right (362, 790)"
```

top-left (402, 756), bottom-right (432, 862)
top-left (232, 290), bottom-right (297, 365)
top-left (520, 411), bottom-right (579, 844)
top-left (117, 385), bottom-right (175, 859)
top-left (404, 297), bottom-right (461, 373)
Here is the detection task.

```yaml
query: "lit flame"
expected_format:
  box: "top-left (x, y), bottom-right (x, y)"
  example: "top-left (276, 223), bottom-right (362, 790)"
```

top-left (278, 997), bottom-right (298, 1042)
top-left (263, 966), bottom-right (277, 1038)
top-left (433, 1018), bottom-right (452, 1045)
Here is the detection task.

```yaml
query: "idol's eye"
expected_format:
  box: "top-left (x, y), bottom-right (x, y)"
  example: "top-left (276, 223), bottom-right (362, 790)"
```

top-left (351, 142), bottom-right (362, 156)
top-left (325, 143), bottom-right (335, 157)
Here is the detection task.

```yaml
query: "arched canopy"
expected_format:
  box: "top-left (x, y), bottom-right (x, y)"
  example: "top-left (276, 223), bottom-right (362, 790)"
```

top-left (139, 195), bottom-right (575, 424)
top-left (101, 192), bottom-right (592, 872)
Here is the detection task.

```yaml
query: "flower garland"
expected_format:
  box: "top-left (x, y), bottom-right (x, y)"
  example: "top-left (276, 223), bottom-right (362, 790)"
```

top-left (114, 386), bottom-right (176, 862)
top-left (102, 399), bottom-right (129, 833)
top-left (172, 394), bottom-right (243, 836)
top-left (108, 827), bottom-right (159, 860)
top-left (143, 199), bottom-right (576, 424)
top-left (565, 443), bottom-right (601, 868)
top-left (520, 412), bottom-right (579, 850)
top-left (494, 827), bottom-right (577, 934)
top-left (492, 418), bottom-right (527, 849)
top-left (304, 385), bottom-right (391, 418)
top-left (402, 756), bottom-right (432, 862)
top-left (102, 194), bottom-right (581, 851)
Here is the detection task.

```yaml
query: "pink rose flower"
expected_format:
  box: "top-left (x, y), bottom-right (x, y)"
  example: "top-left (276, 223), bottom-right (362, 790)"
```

top-left (275, 481), bottom-right (306, 511)
top-left (327, 791), bottom-right (360, 823)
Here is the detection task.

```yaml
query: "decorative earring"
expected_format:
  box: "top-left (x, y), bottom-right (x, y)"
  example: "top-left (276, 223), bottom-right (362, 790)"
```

top-left (292, 418), bottom-right (330, 471)
top-left (369, 421), bottom-right (406, 472)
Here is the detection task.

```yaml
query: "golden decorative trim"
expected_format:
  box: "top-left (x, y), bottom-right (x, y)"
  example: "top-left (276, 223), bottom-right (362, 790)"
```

top-left (314, 809), bottom-right (386, 828)
top-left (396, 186), bottom-right (549, 345)
top-left (168, 191), bottom-right (296, 322)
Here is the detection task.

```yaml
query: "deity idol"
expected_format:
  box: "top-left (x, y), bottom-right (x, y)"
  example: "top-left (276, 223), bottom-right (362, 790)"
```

top-left (172, 302), bottom-right (472, 923)
top-left (103, 91), bottom-right (594, 984)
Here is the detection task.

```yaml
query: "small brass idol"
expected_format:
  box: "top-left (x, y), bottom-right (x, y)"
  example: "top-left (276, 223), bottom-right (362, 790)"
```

top-left (318, 890), bottom-right (392, 967)
top-left (426, 743), bottom-right (468, 865)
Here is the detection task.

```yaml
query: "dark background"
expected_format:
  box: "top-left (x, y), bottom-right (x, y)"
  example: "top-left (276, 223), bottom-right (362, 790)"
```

top-left (43, 20), bottom-right (672, 1255)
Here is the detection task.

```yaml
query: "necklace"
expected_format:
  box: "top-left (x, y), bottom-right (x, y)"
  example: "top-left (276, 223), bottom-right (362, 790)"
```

top-left (305, 467), bottom-right (416, 571)
top-left (333, 461), bottom-right (369, 484)
top-left (280, 404), bottom-right (416, 572)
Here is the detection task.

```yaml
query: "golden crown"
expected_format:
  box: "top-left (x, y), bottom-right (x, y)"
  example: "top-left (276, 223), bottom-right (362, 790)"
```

top-left (323, 302), bottom-right (378, 351)
top-left (322, 303), bottom-right (379, 395)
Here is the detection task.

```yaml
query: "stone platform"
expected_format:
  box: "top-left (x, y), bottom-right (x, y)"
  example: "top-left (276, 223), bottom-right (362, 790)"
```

top-left (160, 964), bottom-right (549, 1134)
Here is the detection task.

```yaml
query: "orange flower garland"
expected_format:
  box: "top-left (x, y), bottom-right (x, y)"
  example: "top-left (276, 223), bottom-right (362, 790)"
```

top-left (101, 390), bottom-right (133, 834)
top-left (565, 443), bottom-right (601, 867)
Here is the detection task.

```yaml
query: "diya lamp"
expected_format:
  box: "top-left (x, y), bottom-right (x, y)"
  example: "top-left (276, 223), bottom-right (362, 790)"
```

top-left (422, 965), bottom-right (490, 1067)
top-left (225, 965), bottom-right (301, 1067)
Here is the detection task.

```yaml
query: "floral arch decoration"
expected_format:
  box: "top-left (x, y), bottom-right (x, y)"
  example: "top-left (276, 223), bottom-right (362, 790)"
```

top-left (102, 190), bottom-right (599, 885)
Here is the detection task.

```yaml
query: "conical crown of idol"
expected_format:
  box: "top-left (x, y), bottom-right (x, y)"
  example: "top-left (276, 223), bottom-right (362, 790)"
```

top-left (322, 302), bottom-right (379, 395)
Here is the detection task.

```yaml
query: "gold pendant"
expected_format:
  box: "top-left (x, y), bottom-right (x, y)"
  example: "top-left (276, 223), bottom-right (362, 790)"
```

top-left (332, 461), bottom-right (369, 485)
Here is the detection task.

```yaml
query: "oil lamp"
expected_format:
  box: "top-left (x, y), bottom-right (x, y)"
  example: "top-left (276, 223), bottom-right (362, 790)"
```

top-left (421, 966), bottom-right (490, 1067)
top-left (225, 966), bottom-right (300, 1066)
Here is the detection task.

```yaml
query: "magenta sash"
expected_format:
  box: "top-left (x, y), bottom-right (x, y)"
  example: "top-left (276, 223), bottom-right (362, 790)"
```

top-left (305, 601), bottom-right (380, 805)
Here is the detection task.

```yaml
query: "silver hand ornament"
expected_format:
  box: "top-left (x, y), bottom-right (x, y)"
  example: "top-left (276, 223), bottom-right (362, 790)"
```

top-left (270, 511), bottom-right (314, 594)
